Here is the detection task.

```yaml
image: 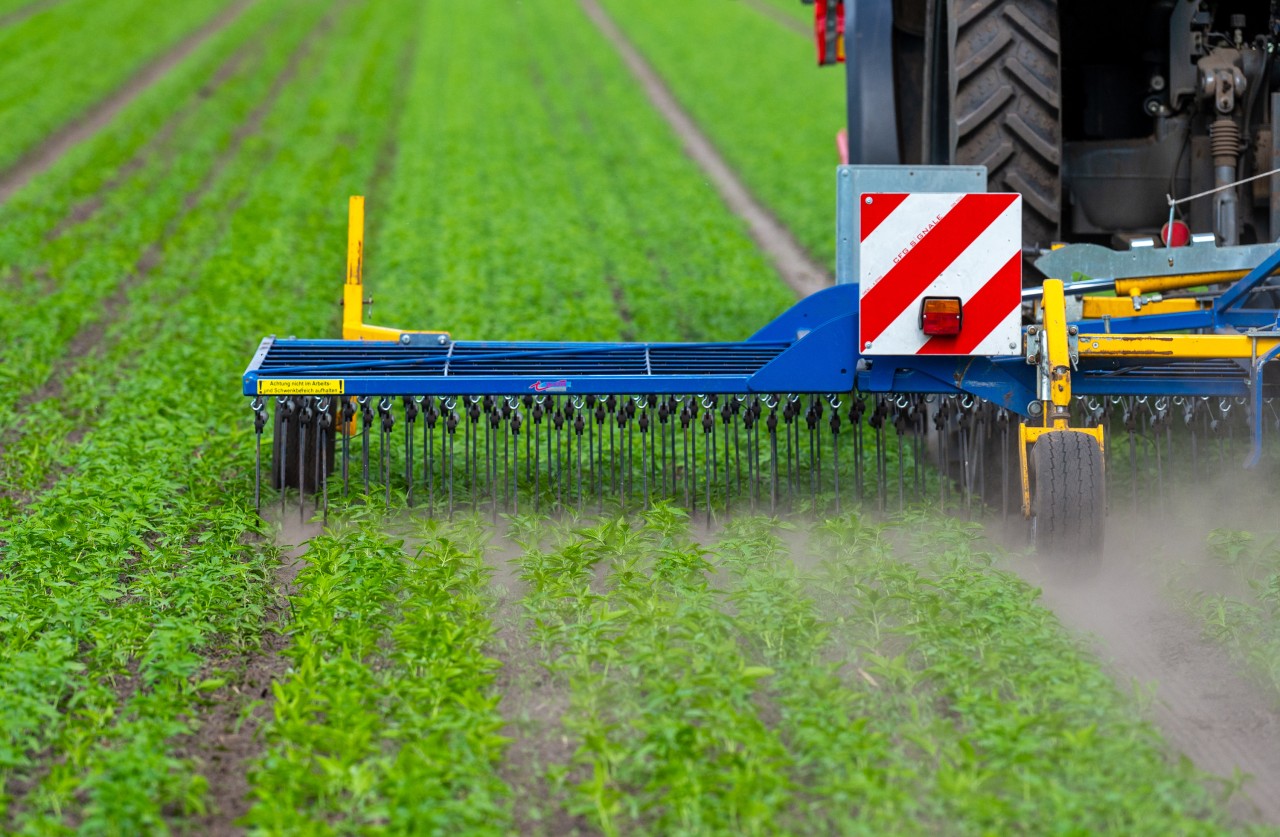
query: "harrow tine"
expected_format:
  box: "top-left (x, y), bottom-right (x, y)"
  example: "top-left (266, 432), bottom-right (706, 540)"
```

top-left (299, 397), bottom-right (310, 523)
top-left (252, 398), bottom-right (266, 514)
top-left (721, 398), bottom-right (731, 518)
top-left (708, 397), bottom-right (719, 516)
top-left (278, 397), bottom-right (290, 517)
top-left (554, 403), bottom-right (564, 509)
top-left (379, 397), bottom-right (393, 508)
top-left (767, 400), bottom-right (779, 514)
top-left (319, 397), bottom-right (331, 524)
top-left (511, 400), bottom-right (521, 516)
top-left (687, 398), bottom-right (697, 515)
top-left (405, 397), bottom-right (418, 507)
top-left (850, 397), bottom-right (864, 505)
top-left (339, 397), bottom-right (350, 499)
top-left (640, 405), bottom-right (650, 509)
top-left (574, 404), bottom-right (585, 512)
top-left (425, 398), bottom-right (437, 516)
top-left (702, 403), bottom-right (713, 527)
top-left (829, 396), bottom-right (841, 515)
top-left (446, 403), bottom-right (458, 518)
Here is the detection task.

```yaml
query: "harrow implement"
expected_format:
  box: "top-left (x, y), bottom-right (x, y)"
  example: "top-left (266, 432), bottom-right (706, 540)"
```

top-left (244, 178), bottom-right (1280, 556)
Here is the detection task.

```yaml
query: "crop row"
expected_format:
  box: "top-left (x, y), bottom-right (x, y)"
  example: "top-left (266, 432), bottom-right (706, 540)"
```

top-left (0, 0), bottom-right (235, 172)
top-left (245, 518), bottom-right (509, 833)
top-left (0, 0), bottom-right (324, 507)
top-left (485, 508), bottom-right (1232, 833)
top-left (0, 0), bottom-right (416, 828)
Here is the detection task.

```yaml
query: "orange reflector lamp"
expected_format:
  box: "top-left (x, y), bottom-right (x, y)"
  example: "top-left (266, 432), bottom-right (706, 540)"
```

top-left (920, 297), bottom-right (962, 336)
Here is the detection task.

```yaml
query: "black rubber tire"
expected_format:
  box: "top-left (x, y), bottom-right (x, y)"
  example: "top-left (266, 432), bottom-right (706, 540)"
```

top-left (1031, 430), bottom-right (1105, 558)
top-left (950, 0), bottom-right (1062, 250)
top-left (270, 398), bottom-right (335, 493)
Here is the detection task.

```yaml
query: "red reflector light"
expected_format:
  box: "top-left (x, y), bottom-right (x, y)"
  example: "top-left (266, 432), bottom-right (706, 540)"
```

top-left (920, 297), bottom-right (962, 336)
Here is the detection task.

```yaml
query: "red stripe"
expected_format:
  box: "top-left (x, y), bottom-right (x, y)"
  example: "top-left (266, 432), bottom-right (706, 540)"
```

top-left (917, 252), bottom-right (1022, 355)
top-left (859, 193), bottom-right (908, 242)
top-left (860, 193), bottom-right (1018, 346)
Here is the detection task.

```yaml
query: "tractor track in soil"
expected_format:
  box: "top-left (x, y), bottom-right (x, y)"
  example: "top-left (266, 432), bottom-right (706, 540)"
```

top-left (739, 0), bottom-right (810, 37)
top-left (1008, 519), bottom-right (1280, 825)
top-left (45, 18), bottom-right (273, 241)
top-left (0, 0), bottom-right (64, 29)
top-left (0, 7), bottom-right (333, 506)
top-left (0, 0), bottom-right (255, 207)
top-left (578, 0), bottom-right (830, 299)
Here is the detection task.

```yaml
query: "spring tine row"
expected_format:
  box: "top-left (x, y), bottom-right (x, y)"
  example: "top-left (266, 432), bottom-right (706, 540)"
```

top-left (251, 390), bottom-right (1268, 524)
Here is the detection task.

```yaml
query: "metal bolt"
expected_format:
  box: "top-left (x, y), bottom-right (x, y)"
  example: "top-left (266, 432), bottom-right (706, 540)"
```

top-left (437, 334), bottom-right (448, 345)
top-left (1009, 342), bottom-right (1017, 350)
top-left (864, 340), bottom-right (872, 349)
top-left (399, 333), bottom-right (411, 345)
top-left (864, 196), bottom-right (873, 204)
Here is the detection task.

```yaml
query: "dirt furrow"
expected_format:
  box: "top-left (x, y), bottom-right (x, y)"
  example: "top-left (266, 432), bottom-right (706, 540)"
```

top-left (0, 0), bottom-right (63, 29)
top-left (46, 24), bottom-right (271, 241)
top-left (1019, 542), bottom-right (1280, 825)
top-left (578, 0), bottom-right (830, 298)
top-left (740, 0), bottom-right (811, 37)
top-left (0, 0), bottom-right (255, 206)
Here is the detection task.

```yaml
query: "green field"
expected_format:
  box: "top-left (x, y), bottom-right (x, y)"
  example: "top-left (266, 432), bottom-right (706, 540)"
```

top-left (0, 1), bottom-right (1272, 833)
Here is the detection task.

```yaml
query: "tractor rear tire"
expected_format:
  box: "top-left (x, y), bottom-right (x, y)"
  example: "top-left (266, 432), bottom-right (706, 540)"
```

top-left (948, 0), bottom-right (1062, 250)
top-left (1031, 430), bottom-right (1104, 558)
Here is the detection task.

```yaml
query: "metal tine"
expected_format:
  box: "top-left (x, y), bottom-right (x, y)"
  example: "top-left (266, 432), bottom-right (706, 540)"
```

top-left (639, 402), bottom-right (650, 508)
top-left (871, 397), bottom-right (887, 513)
top-left (667, 396), bottom-right (679, 497)
top-left (553, 402), bottom-right (565, 510)
top-left (299, 396), bottom-right (311, 523)
top-left (744, 398), bottom-right (757, 514)
top-left (531, 398), bottom-right (543, 513)
top-left (720, 398), bottom-right (732, 518)
top-left (445, 401), bottom-right (458, 518)
top-left (894, 400), bottom-right (907, 512)
top-left (278, 397), bottom-right (290, 517)
top-left (778, 399), bottom-right (788, 504)
top-left (702, 401), bottom-right (714, 528)
top-left (573, 399), bottom-right (585, 512)
top-left (467, 397), bottom-right (480, 514)
top-left (424, 397), bottom-right (437, 516)
top-left (489, 400), bottom-right (501, 522)
top-left (252, 398), bottom-right (266, 513)
top-left (404, 396), bottom-right (419, 507)
top-left (707, 396), bottom-right (719, 516)
top-left (806, 397), bottom-right (817, 512)
top-left (829, 395), bottom-right (841, 515)
top-left (849, 396), bottom-right (864, 506)
top-left (767, 398), bottom-right (779, 514)
top-left (339, 396), bottom-right (350, 499)
top-left (657, 398), bottom-right (670, 499)
top-left (619, 399), bottom-right (631, 515)
top-left (646, 395), bottom-right (658, 499)
top-left (360, 397), bottom-right (372, 498)
top-left (318, 397), bottom-right (331, 524)
top-left (546, 396), bottom-right (556, 511)
top-left (379, 397), bottom-right (394, 508)
top-left (510, 398), bottom-right (521, 516)
top-left (914, 398), bottom-right (925, 503)
top-left (594, 396), bottom-right (606, 514)
top-left (680, 399), bottom-right (691, 511)
top-left (523, 393), bottom-right (534, 485)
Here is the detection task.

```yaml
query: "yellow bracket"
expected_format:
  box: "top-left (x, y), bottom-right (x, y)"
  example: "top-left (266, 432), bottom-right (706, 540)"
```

top-left (1018, 278), bottom-right (1106, 517)
top-left (342, 195), bottom-right (450, 345)
top-left (1081, 296), bottom-right (1206, 319)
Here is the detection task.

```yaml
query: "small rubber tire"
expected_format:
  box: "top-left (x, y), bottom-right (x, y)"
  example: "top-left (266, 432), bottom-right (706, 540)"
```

top-left (1031, 430), bottom-right (1104, 558)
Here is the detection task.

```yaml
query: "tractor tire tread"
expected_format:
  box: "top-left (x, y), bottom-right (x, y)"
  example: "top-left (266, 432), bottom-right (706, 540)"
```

top-left (952, 0), bottom-right (1061, 247)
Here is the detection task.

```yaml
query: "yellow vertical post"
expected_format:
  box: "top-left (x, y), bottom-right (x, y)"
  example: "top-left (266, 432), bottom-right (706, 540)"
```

top-left (1040, 278), bottom-right (1073, 427)
top-left (342, 195), bottom-right (365, 340)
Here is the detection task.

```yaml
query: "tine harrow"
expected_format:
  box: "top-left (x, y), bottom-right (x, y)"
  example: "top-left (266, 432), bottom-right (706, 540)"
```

top-left (245, 192), bottom-right (1280, 560)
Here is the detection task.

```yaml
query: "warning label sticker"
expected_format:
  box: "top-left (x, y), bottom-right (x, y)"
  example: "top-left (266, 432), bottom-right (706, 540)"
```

top-left (257, 379), bottom-right (345, 395)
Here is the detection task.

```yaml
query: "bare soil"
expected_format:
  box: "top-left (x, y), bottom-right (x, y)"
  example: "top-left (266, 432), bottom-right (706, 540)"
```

top-left (0, 0), bottom-right (64, 29)
top-left (0, 0), bottom-right (254, 206)
top-left (578, 0), bottom-right (831, 299)
top-left (176, 512), bottom-right (319, 835)
top-left (1005, 483), bottom-right (1280, 825)
top-left (739, 0), bottom-right (811, 37)
top-left (484, 525), bottom-right (594, 836)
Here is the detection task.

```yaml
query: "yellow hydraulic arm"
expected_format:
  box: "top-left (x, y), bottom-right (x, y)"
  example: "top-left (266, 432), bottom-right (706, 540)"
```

top-left (342, 195), bottom-right (450, 345)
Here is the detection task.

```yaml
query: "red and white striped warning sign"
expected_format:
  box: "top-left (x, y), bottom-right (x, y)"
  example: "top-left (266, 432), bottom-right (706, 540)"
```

top-left (858, 192), bottom-right (1021, 356)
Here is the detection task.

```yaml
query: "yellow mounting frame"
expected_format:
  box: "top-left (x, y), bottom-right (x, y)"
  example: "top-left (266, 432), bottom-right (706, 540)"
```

top-left (342, 195), bottom-right (450, 344)
top-left (1018, 278), bottom-right (1106, 517)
